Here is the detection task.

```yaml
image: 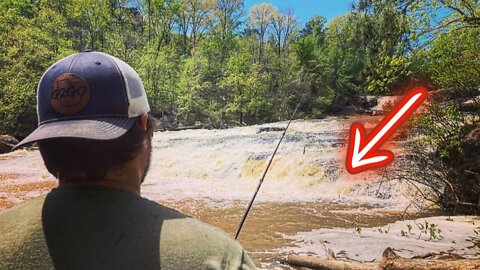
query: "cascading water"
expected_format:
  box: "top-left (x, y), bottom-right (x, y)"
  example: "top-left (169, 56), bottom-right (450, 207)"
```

top-left (144, 117), bottom-right (407, 206)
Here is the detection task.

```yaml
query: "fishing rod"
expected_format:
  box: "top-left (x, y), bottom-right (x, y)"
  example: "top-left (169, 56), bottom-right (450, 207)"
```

top-left (234, 94), bottom-right (306, 239)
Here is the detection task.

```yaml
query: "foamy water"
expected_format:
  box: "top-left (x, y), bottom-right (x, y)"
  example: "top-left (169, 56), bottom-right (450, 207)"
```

top-left (144, 117), bottom-right (409, 208)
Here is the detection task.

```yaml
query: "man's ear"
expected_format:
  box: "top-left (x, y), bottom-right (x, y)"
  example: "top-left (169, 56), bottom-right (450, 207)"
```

top-left (138, 113), bottom-right (148, 131)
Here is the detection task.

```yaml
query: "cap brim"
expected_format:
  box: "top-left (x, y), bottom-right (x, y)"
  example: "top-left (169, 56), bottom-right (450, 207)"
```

top-left (14, 117), bottom-right (137, 150)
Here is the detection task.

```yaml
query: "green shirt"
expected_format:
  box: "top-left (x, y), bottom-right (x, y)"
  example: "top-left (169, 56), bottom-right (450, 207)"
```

top-left (0, 186), bottom-right (256, 270)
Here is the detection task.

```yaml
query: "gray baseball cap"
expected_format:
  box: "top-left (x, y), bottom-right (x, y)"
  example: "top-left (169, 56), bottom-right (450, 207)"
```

top-left (14, 51), bottom-right (150, 149)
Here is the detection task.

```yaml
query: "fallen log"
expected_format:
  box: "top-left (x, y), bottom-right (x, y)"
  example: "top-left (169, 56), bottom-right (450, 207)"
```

top-left (281, 248), bottom-right (480, 270)
top-left (380, 247), bottom-right (480, 270)
top-left (282, 254), bottom-right (377, 270)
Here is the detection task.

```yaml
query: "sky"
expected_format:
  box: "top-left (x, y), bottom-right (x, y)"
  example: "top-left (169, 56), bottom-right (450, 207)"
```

top-left (244, 0), bottom-right (357, 26)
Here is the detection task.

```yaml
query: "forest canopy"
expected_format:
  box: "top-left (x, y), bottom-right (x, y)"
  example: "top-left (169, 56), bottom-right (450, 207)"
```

top-left (0, 0), bottom-right (478, 134)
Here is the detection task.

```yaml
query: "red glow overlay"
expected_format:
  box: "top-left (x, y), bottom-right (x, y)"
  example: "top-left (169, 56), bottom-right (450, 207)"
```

top-left (345, 87), bottom-right (428, 174)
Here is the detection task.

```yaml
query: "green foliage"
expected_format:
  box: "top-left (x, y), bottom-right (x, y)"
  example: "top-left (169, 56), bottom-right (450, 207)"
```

top-left (221, 47), bottom-right (270, 123)
top-left (426, 28), bottom-right (480, 89)
top-left (0, 0), bottom-right (72, 135)
top-left (177, 51), bottom-right (211, 125)
top-left (416, 221), bottom-right (443, 241)
top-left (137, 44), bottom-right (181, 115)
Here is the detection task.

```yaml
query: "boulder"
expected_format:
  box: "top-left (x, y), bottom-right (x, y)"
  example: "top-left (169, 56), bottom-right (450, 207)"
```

top-left (370, 96), bottom-right (400, 115)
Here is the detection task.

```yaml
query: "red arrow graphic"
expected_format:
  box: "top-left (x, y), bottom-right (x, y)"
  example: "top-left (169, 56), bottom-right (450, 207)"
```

top-left (346, 88), bottom-right (428, 174)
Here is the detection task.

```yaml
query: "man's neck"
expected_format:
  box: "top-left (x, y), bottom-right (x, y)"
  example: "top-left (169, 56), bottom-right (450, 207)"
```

top-left (59, 159), bottom-right (143, 195)
top-left (59, 181), bottom-right (140, 195)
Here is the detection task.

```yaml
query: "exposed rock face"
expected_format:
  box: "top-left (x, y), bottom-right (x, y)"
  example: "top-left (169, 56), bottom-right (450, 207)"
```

top-left (0, 135), bottom-right (19, 154)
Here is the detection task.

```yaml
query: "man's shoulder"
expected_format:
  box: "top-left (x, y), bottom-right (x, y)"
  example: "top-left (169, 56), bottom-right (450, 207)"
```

top-left (104, 192), bottom-right (256, 269)
top-left (161, 213), bottom-right (236, 247)
top-left (133, 194), bottom-right (189, 219)
top-left (0, 194), bottom-right (47, 245)
top-left (160, 216), bottom-right (255, 269)
top-left (0, 194), bottom-right (46, 226)
top-left (138, 197), bottom-right (241, 255)
top-left (135, 197), bottom-right (255, 269)
top-left (0, 194), bottom-right (53, 269)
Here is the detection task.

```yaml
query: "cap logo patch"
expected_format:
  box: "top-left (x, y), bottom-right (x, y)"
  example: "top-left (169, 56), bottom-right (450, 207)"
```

top-left (51, 73), bottom-right (90, 115)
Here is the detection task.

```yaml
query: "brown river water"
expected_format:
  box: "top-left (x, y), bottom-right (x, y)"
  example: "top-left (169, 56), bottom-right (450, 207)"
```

top-left (1, 117), bottom-right (478, 269)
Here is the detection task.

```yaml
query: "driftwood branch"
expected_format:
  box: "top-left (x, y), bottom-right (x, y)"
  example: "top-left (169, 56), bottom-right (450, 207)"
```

top-left (282, 254), bottom-right (377, 270)
top-left (281, 248), bottom-right (480, 270)
top-left (380, 247), bottom-right (480, 270)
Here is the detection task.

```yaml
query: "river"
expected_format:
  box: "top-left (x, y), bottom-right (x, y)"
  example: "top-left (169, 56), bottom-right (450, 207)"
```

top-left (1, 116), bottom-right (479, 269)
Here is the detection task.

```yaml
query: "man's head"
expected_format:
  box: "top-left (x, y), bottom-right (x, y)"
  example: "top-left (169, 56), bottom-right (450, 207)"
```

top-left (15, 51), bottom-right (154, 189)
top-left (37, 114), bottom-right (155, 184)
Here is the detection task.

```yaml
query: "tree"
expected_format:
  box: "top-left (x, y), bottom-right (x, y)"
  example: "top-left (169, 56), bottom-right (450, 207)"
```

top-left (105, 2), bottom-right (144, 61)
top-left (410, 0), bottom-right (480, 43)
top-left (67, 0), bottom-right (111, 51)
top-left (270, 9), bottom-right (299, 56)
top-left (351, 0), bottom-right (413, 94)
top-left (212, 0), bottom-right (243, 61)
top-left (248, 3), bottom-right (274, 63)
top-left (136, 44), bottom-right (180, 116)
top-left (294, 15), bottom-right (327, 68)
top-left (301, 15), bottom-right (327, 42)
top-left (177, 0), bottom-right (215, 54)
top-left (141, 0), bottom-right (180, 48)
top-left (220, 45), bottom-right (270, 124)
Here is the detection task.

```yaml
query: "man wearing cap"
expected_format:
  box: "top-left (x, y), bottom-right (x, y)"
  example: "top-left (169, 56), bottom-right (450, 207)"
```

top-left (0, 51), bottom-right (256, 269)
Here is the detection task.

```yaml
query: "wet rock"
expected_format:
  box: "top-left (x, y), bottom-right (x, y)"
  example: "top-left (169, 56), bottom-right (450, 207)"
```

top-left (0, 135), bottom-right (19, 154)
top-left (257, 127), bottom-right (286, 134)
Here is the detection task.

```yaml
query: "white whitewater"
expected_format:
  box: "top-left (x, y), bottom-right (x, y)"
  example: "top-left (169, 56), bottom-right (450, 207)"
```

top-left (144, 117), bottom-right (407, 207)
